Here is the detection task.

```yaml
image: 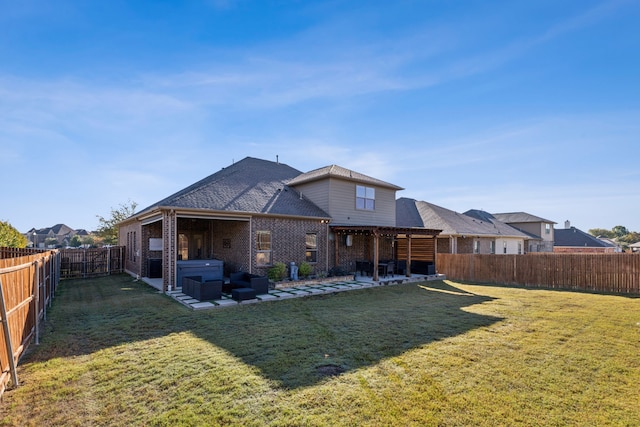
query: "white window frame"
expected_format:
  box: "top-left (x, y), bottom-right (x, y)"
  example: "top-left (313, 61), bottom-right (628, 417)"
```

top-left (356, 185), bottom-right (375, 211)
top-left (305, 233), bottom-right (318, 263)
top-left (256, 231), bottom-right (272, 266)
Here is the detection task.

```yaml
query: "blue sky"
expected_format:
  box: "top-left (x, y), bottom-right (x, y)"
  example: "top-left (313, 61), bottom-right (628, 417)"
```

top-left (2, 0), bottom-right (639, 234)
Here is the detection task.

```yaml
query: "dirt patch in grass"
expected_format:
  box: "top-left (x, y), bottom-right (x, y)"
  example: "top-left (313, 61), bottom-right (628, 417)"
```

top-left (316, 364), bottom-right (346, 378)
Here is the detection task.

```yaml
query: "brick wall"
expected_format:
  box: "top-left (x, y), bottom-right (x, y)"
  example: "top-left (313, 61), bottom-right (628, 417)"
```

top-left (141, 221), bottom-right (162, 277)
top-left (118, 220), bottom-right (143, 276)
top-left (437, 237), bottom-right (451, 253)
top-left (553, 247), bottom-right (612, 253)
top-left (211, 220), bottom-right (250, 275)
top-left (330, 232), bottom-right (395, 273)
top-left (251, 216), bottom-right (329, 277)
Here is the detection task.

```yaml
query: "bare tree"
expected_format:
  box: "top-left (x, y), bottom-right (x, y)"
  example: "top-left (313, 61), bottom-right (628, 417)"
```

top-left (96, 200), bottom-right (138, 245)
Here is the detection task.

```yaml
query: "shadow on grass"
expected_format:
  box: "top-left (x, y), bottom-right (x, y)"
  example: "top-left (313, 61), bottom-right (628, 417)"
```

top-left (29, 274), bottom-right (502, 389)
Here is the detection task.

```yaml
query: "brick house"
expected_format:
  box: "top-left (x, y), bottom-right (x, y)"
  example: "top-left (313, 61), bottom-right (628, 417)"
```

top-left (118, 157), bottom-right (440, 292)
top-left (492, 212), bottom-right (556, 252)
top-left (396, 198), bottom-right (529, 255)
top-left (554, 224), bottom-right (618, 253)
top-left (25, 224), bottom-right (82, 248)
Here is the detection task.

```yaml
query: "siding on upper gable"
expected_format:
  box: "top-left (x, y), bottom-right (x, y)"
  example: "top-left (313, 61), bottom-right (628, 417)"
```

top-left (294, 180), bottom-right (331, 215)
top-left (293, 178), bottom-right (396, 226)
top-left (505, 221), bottom-right (554, 243)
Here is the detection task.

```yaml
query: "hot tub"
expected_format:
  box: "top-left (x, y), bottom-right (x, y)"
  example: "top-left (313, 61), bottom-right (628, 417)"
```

top-left (176, 259), bottom-right (224, 287)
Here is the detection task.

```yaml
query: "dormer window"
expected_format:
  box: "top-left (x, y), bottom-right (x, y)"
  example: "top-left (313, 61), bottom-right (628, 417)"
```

top-left (356, 185), bottom-right (375, 211)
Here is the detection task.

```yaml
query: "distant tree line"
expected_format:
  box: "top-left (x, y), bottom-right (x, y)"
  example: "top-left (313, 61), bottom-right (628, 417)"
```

top-left (588, 225), bottom-right (640, 250)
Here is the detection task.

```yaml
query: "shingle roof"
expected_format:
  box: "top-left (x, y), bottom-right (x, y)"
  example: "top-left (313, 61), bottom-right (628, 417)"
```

top-left (396, 198), bottom-right (529, 238)
top-left (492, 212), bottom-right (556, 224)
top-left (554, 227), bottom-right (609, 247)
top-left (33, 224), bottom-right (74, 236)
top-left (138, 157), bottom-right (330, 218)
top-left (286, 164), bottom-right (403, 190)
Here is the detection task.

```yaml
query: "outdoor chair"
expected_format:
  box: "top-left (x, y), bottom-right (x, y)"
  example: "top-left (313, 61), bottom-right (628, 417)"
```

top-left (378, 261), bottom-right (394, 278)
top-left (386, 261), bottom-right (395, 276)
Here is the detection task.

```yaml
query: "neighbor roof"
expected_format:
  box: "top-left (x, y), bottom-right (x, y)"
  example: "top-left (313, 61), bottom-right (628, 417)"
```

top-left (396, 198), bottom-right (529, 238)
top-left (492, 212), bottom-right (556, 224)
top-left (137, 157), bottom-right (330, 218)
top-left (554, 227), bottom-right (610, 247)
top-left (286, 164), bottom-right (404, 190)
top-left (31, 224), bottom-right (75, 236)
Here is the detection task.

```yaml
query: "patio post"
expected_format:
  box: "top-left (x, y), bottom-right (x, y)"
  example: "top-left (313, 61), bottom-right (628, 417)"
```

top-left (406, 234), bottom-right (412, 277)
top-left (372, 228), bottom-right (380, 281)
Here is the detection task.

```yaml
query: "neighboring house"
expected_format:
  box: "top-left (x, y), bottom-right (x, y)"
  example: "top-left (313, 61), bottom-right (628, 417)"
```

top-left (24, 224), bottom-right (78, 248)
top-left (630, 242), bottom-right (640, 253)
top-left (118, 157), bottom-right (441, 292)
top-left (491, 212), bottom-right (556, 252)
top-left (554, 224), bottom-right (618, 253)
top-left (396, 199), bottom-right (529, 255)
top-left (596, 237), bottom-right (623, 253)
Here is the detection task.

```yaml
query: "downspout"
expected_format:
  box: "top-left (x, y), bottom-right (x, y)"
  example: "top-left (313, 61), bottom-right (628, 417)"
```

top-left (249, 217), bottom-right (253, 274)
top-left (171, 209), bottom-right (176, 292)
top-left (325, 222), bottom-right (330, 274)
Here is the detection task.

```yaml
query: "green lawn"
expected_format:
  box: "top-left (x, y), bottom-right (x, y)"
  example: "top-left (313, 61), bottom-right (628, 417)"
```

top-left (1, 274), bottom-right (638, 426)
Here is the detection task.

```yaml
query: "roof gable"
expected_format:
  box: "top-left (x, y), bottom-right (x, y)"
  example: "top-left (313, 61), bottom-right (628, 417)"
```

top-left (138, 157), bottom-right (330, 218)
top-left (492, 212), bottom-right (556, 224)
top-left (287, 164), bottom-right (403, 191)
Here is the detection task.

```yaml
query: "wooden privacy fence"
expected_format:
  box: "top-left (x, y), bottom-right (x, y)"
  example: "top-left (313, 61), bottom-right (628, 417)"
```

top-left (0, 247), bottom-right (61, 396)
top-left (59, 246), bottom-right (125, 279)
top-left (437, 253), bottom-right (640, 295)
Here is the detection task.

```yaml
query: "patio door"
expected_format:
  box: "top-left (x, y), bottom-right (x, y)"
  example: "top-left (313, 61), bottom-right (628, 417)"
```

top-left (178, 233), bottom-right (204, 260)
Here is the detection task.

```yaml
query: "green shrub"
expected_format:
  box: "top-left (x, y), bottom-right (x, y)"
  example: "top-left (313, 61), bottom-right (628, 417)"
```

top-left (267, 262), bottom-right (287, 281)
top-left (0, 220), bottom-right (28, 248)
top-left (298, 261), bottom-right (312, 278)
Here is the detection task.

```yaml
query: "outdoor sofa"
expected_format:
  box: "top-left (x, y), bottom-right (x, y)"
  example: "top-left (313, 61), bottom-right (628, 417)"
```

top-left (228, 272), bottom-right (269, 295)
top-left (182, 276), bottom-right (223, 300)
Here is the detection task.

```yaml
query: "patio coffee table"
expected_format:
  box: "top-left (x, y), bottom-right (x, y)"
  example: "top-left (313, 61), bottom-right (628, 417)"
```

top-left (231, 287), bottom-right (257, 301)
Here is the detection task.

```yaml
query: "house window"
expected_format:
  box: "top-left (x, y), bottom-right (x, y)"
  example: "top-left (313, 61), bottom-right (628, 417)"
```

top-left (473, 240), bottom-right (480, 254)
top-left (356, 185), bottom-right (375, 210)
top-left (256, 231), bottom-right (272, 266)
top-left (490, 241), bottom-right (495, 254)
top-left (518, 242), bottom-right (522, 254)
top-left (503, 241), bottom-right (507, 254)
top-left (305, 233), bottom-right (317, 263)
top-left (545, 224), bottom-right (551, 234)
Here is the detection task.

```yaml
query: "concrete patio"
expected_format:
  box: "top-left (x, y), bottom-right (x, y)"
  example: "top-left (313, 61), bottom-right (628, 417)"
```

top-left (153, 273), bottom-right (446, 311)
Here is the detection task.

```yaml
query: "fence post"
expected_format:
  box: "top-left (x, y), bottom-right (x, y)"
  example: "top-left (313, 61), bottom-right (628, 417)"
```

top-left (34, 259), bottom-right (40, 345)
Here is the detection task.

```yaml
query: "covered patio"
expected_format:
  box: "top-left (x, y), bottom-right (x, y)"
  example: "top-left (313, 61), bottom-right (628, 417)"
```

top-left (330, 225), bottom-right (442, 282)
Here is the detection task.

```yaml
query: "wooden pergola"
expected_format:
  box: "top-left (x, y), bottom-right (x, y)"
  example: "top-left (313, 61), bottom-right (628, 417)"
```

top-left (331, 225), bottom-right (442, 281)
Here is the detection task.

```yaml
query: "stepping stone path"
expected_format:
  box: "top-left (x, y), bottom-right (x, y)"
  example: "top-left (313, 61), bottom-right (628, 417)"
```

top-left (167, 274), bottom-right (445, 310)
